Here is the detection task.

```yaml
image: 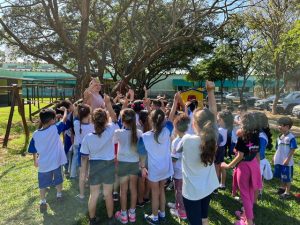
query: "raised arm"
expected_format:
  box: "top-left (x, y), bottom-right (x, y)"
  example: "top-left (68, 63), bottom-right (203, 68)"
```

top-left (206, 80), bottom-right (217, 121)
top-left (104, 94), bottom-right (117, 122)
top-left (169, 92), bottom-right (179, 122)
top-left (143, 86), bottom-right (148, 99)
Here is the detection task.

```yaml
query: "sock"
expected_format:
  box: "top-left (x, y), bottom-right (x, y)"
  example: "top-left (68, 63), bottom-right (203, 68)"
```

top-left (40, 199), bottom-right (46, 204)
top-left (121, 210), bottom-right (127, 216)
top-left (129, 208), bottom-right (136, 214)
top-left (57, 192), bottom-right (62, 198)
top-left (159, 211), bottom-right (165, 218)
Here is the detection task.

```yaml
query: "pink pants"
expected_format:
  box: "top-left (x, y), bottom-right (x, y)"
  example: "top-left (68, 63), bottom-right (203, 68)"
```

top-left (236, 159), bottom-right (262, 220)
top-left (174, 178), bottom-right (186, 213)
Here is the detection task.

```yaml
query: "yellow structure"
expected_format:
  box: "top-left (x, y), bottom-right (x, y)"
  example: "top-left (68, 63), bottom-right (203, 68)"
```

top-left (180, 88), bottom-right (205, 109)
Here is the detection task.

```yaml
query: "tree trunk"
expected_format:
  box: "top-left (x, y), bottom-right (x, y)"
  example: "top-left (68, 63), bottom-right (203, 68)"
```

top-left (272, 60), bottom-right (281, 114)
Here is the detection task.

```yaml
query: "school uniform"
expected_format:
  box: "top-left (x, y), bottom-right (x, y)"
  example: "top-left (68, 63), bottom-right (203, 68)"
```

top-left (64, 112), bottom-right (74, 171)
top-left (113, 128), bottom-right (143, 176)
top-left (70, 119), bottom-right (94, 177)
top-left (80, 123), bottom-right (119, 185)
top-left (180, 134), bottom-right (219, 224)
top-left (274, 132), bottom-right (297, 183)
top-left (28, 122), bottom-right (67, 189)
top-left (137, 121), bottom-right (174, 182)
top-left (215, 127), bottom-right (227, 164)
top-left (259, 132), bottom-right (273, 180)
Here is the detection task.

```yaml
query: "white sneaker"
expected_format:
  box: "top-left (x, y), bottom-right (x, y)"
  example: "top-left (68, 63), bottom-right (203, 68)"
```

top-left (167, 202), bottom-right (176, 209)
top-left (170, 208), bottom-right (179, 217)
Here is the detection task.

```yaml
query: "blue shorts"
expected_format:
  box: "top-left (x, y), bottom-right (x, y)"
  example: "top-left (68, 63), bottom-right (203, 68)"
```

top-left (274, 165), bottom-right (293, 183)
top-left (214, 146), bottom-right (225, 164)
top-left (38, 166), bottom-right (63, 189)
top-left (64, 134), bottom-right (72, 154)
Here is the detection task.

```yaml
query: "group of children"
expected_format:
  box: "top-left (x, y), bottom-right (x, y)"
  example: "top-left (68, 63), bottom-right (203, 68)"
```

top-left (28, 79), bottom-right (298, 225)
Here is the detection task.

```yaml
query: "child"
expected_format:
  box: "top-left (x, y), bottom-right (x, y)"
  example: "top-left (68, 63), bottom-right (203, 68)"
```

top-left (73, 104), bottom-right (94, 201)
top-left (138, 109), bottom-right (174, 225)
top-left (222, 113), bottom-right (262, 225)
top-left (216, 110), bottom-right (234, 191)
top-left (114, 108), bottom-right (143, 224)
top-left (274, 116), bottom-right (297, 199)
top-left (80, 95), bottom-right (118, 225)
top-left (168, 114), bottom-right (190, 220)
top-left (178, 81), bottom-right (219, 225)
top-left (28, 107), bottom-right (68, 212)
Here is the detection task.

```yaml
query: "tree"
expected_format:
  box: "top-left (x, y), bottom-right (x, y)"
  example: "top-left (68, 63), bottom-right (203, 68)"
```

top-left (246, 0), bottom-right (299, 114)
top-left (0, 0), bottom-right (250, 98)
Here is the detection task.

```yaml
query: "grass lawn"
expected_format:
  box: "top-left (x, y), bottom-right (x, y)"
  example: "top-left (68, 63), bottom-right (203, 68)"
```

top-left (0, 105), bottom-right (300, 225)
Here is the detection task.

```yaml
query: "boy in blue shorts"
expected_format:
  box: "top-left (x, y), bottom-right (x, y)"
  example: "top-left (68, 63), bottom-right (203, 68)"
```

top-left (28, 107), bottom-right (68, 212)
top-left (274, 117), bottom-right (297, 199)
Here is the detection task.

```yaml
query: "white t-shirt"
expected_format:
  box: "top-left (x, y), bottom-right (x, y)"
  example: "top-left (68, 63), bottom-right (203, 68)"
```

top-left (181, 134), bottom-right (219, 200)
top-left (80, 123), bottom-right (119, 160)
top-left (74, 120), bottom-right (94, 146)
top-left (114, 129), bottom-right (143, 162)
top-left (186, 111), bottom-right (195, 135)
top-left (218, 127), bottom-right (228, 147)
top-left (28, 124), bottom-right (67, 172)
top-left (274, 133), bottom-right (297, 166)
top-left (142, 127), bottom-right (174, 182)
top-left (171, 136), bottom-right (183, 179)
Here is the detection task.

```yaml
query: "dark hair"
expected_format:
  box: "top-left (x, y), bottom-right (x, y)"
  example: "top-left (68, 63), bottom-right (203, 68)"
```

top-left (39, 108), bottom-right (56, 125)
top-left (193, 108), bottom-right (217, 166)
top-left (121, 108), bottom-right (138, 148)
top-left (150, 109), bottom-right (165, 143)
top-left (174, 114), bottom-right (190, 133)
top-left (278, 116), bottom-right (293, 129)
top-left (55, 100), bottom-right (72, 115)
top-left (77, 104), bottom-right (91, 134)
top-left (92, 108), bottom-right (108, 136)
top-left (218, 110), bottom-right (234, 131)
top-left (238, 104), bottom-right (247, 112)
top-left (240, 112), bottom-right (259, 143)
top-left (112, 103), bottom-right (122, 119)
top-left (131, 100), bottom-right (144, 113)
top-left (152, 100), bottom-right (162, 108)
top-left (188, 100), bottom-right (198, 112)
top-left (139, 110), bottom-right (151, 132)
top-left (255, 112), bottom-right (273, 150)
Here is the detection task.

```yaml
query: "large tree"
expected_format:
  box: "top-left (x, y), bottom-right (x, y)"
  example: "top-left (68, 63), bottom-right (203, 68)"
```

top-left (0, 0), bottom-right (250, 98)
top-left (246, 0), bottom-right (299, 114)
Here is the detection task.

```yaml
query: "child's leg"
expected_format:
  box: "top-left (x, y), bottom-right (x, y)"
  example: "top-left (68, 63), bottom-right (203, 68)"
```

top-left (237, 165), bottom-right (254, 223)
top-left (40, 188), bottom-right (47, 202)
top-left (215, 164), bottom-right (221, 181)
top-left (138, 176), bottom-right (145, 204)
top-left (103, 184), bottom-right (114, 218)
top-left (129, 175), bottom-right (138, 210)
top-left (88, 184), bottom-right (100, 219)
top-left (285, 182), bottom-right (291, 194)
top-left (144, 178), bottom-right (150, 200)
top-left (159, 179), bottom-right (166, 214)
top-left (221, 168), bottom-right (226, 187)
top-left (119, 176), bottom-right (129, 211)
top-left (174, 179), bottom-right (185, 213)
top-left (56, 183), bottom-right (63, 194)
top-left (150, 181), bottom-right (160, 216)
top-left (182, 197), bottom-right (203, 225)
top-left (70, 146), bottom-right (78, 178)
top-left (200, 194), bottom-right (211, 225)
top-left (79, 157), bottom-right (88, 197)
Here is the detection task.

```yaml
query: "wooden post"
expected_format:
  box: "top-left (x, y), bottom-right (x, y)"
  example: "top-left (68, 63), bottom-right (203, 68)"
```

top-left (28, 98), bottom-right (32, 122)
top-left (16, 91), bottom-right (29, 154)
top-left (37, 85), bottom-right (40, 109)
top-left (41, 84), bottom-right (44, 103)
top-left (55, 86), bottom-right (58, 100)
top-left (50, 87), bottom-right (53, 103)
top-left (3, 85), bottom-right (16, 148)
top-left (33, 85), bottom-right (36, 106)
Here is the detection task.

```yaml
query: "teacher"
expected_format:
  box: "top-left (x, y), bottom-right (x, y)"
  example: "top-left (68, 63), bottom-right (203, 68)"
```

top-left (83, 78), bottom-right (105, 111)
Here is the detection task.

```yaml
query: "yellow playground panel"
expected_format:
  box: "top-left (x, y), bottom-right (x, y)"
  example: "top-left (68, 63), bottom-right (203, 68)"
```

top-left (180, 88), bottom-right (205, 109)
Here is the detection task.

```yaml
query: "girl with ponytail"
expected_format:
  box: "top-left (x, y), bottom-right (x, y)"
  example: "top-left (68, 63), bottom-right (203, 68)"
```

top-left (113, 108), bottom-right (143, 223)
top-left (178, 81), bottom-right (219, 225)
top-left (80, 95), bottom-right (119, 225)
top-left (138, 104), bottom-right (177, 224)
top-left (73, 104), bottom-right (94, 201)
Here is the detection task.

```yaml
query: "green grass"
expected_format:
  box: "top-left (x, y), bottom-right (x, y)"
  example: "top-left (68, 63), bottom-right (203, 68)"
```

top-left (0, 105), bottom-right (300, 225)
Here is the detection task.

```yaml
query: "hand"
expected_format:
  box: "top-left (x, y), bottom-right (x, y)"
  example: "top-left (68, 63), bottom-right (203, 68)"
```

top-left (142, 167), bottom-right (148, 178)
top-left (34, 160), bottom-right (38, 168)
top-left (58, 106), bottom-right (67, 112)
top-left (104, 94), bottom-right (111, 105)
top-left (221, 162), bottom-right (230, 169)
top-left (283, 158), bottom-right (289, 166)
top-left (143, 85), bottom-right (147, 91)
top-left (206, 80), bottom-right (215, 91)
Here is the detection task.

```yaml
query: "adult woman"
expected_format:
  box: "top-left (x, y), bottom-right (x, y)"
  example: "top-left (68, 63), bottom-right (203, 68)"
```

top-left (83, 78), bottom-right (105, 111)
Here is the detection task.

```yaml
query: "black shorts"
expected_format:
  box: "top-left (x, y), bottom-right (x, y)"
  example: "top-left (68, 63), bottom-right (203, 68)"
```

top-left (118, 161), bottom-right (139, 177)
top-left (214, 146), bottom-right (225, 164)
top-left (89, 159), bottom-right (115, 185)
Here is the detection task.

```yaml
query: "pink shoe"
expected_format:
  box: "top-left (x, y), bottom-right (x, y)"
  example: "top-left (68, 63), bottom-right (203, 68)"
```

top-left (128, 210), bottom-right (136, 223)
top-left (115, 211), bottom-right (128, 224)
top-left (235, 210), bottom-right (246, 220)
top-left (178, 210), bottom-right (187, 220)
